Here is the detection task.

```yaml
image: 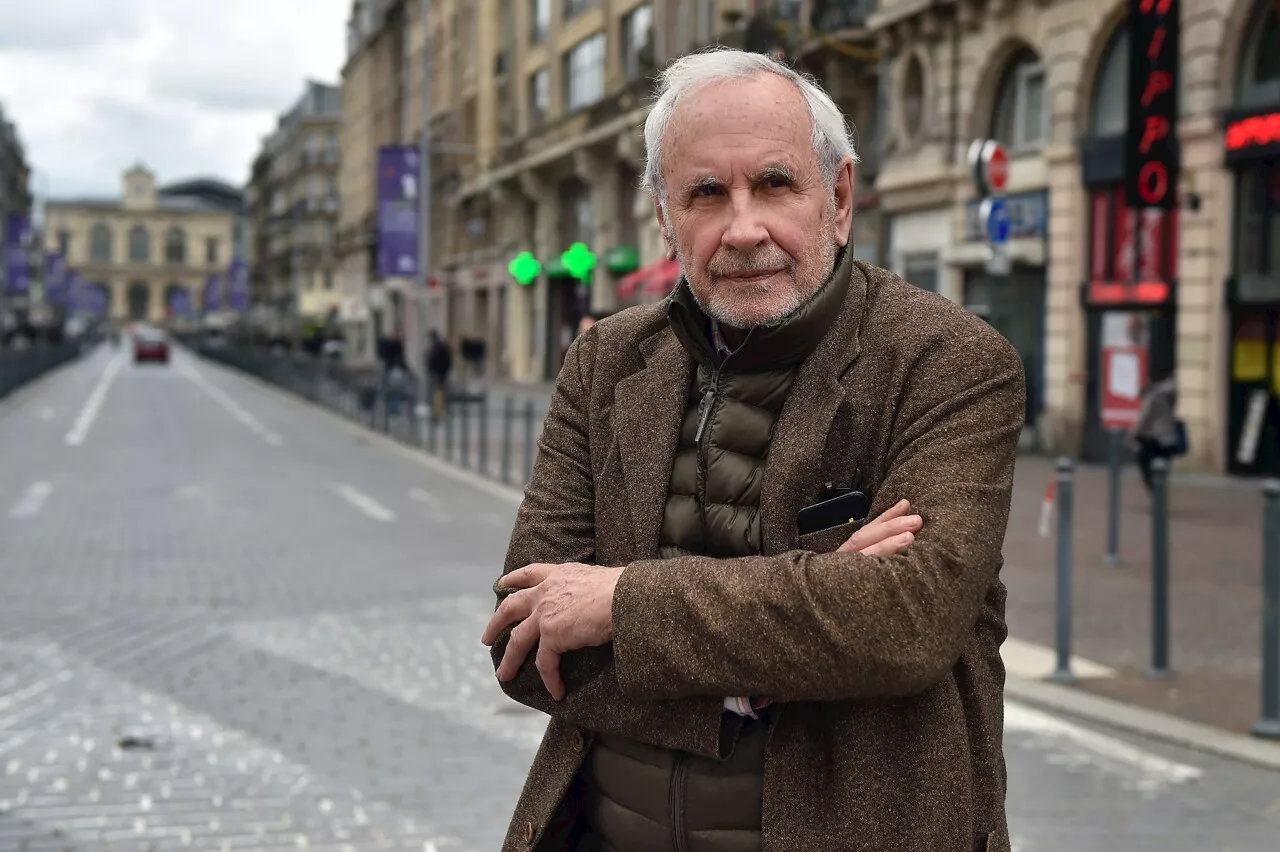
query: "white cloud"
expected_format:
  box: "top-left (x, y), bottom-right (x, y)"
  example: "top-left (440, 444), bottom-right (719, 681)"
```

top-left (0, 0), bottom-right (350, 198)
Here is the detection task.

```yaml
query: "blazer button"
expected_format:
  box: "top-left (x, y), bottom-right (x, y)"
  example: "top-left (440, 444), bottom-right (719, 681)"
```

top-left (524, 820), bottom-right (537, 845)
top-left (571, 729), bottom-right (586, 753)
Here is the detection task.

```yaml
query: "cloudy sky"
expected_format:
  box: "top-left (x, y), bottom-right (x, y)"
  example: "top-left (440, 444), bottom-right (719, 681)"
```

top-left (0, 0), bottom-right (350, 200)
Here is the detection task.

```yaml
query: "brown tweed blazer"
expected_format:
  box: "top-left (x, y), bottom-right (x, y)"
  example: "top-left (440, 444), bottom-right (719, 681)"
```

top-left (491, 260), bottom-right (1026, 852)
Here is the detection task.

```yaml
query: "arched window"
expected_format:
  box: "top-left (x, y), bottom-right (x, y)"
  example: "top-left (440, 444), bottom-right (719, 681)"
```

top-left (127, 281), bottom-right (150, 320)
top-left (128, 225), bottom-right (150, 263)
top-left (164, 226), bottom-right (186, 264)
top-left (1238, 0), bottom-right (1280, 108)
top-left (992, 48), bottom-right (1048, 151)
top-left (1090, 24), bottom-right (1128, 138)
top-left (90, 223), bottom-right (112, 262)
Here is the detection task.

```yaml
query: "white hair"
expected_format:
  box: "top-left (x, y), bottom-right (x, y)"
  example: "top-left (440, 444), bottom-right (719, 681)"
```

top-left (641, 48), bottom-right (859, 201)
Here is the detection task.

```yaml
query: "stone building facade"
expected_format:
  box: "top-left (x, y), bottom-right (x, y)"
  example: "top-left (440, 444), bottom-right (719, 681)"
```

top-left (870, 0), bottom-right (1280, 475)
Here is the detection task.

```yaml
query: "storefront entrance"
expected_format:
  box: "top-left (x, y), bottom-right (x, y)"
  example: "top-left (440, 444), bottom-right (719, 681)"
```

top-left (543, 273), bottom-right (586, 380)
top-left (963, 267), bottom-right (1046, 444)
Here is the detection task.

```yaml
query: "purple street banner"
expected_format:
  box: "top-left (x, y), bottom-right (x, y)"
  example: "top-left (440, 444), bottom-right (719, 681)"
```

top-left (376, 145), bottom-right (419, 279)
top-left (88, 283), bottom-right (108, 317)
top-left (43, 252), bottom-right (68, 308)
top-left (65, 272), bottom-right (84, 313)
top-left (4, 212), bottom-right (32, 296)
top-left (203, 273), bottom-right (222, 313)
top-left (227, 259), bottom-right (249, 312)
top-left (168, 286), bottom-right (194, 318)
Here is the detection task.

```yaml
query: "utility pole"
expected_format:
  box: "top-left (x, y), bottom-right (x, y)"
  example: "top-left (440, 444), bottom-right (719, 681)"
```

top-left (416, 0), bottom-right (434, 409)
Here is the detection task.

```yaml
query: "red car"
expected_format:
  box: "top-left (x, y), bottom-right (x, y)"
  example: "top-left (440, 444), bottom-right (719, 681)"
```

top-left (133, 327), bottom-right (170, 364)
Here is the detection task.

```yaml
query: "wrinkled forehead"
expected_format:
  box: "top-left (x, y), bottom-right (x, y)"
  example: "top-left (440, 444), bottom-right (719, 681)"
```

top-left (661, 75), bottom-right (817, 177)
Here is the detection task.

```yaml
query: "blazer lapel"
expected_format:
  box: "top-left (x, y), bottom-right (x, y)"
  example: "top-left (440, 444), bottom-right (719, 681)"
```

top-left (760, 263), bottom-right (871, 555)
top-left (613, 329), bottom-right (692, 560)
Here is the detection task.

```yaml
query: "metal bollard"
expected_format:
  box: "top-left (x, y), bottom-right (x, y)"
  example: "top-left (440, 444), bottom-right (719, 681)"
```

top-left (478, 393), bottom-right (490, 477)
top-left (1105, 428), bottom-right (1123, 565)
top-left (1254, 480), bottom-right (1280, 739)
top-left (1052, 458), bottom-right (1076, 684)
top-left (426, 407), bottom-right (438, 454)
top-left (523, 398), bottom-right (536, 484)
top-left (500, 395), bottom-right (513, 484)
top-left (444, 398), bottom-right (455, 462)
top-left (1148, 456), bottom-right (1173, 679)
top-left (460, 397), bottom-right (472, 468)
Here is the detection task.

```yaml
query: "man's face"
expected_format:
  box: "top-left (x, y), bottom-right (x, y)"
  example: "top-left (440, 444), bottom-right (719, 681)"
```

top-left (656, 74), bottom-right (854, 328)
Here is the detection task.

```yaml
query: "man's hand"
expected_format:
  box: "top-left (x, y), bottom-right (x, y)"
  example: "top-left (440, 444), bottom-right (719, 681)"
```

top-left (481, 562), bottom-right (624, 701)
top-left (838, 499), bottom-right (921, 554)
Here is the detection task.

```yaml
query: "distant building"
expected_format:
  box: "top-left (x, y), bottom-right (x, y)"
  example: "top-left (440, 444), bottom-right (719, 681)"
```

top-left (0, 102), bottom-right (33, 298)
top-left (244, 80), bottom-right (342, 324)
top-left (43, 165), bottom-right (241, 322)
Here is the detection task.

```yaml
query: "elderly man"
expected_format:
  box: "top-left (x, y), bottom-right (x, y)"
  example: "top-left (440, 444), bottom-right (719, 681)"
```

top-left (482, 49), bottom-right (1024, 852)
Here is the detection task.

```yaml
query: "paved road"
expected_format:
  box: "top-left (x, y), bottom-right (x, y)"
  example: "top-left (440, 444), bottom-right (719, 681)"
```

top-left (0, 345), bottom-right (1276, 851)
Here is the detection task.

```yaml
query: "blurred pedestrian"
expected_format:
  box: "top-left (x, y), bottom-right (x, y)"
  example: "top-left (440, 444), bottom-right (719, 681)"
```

top-left (481, 49), bottom-right (1024, 852)
top-left (1127, 368), bottom-right (1183, 492)
top-left (425, 330), bottom-right (452, 423)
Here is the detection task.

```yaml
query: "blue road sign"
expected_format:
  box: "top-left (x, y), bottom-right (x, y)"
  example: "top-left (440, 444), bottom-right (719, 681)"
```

top-left (983, 197), bottom-right (1012, 245)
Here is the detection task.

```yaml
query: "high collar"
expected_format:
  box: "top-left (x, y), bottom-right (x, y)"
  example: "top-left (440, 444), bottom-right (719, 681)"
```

top-left (667, 238), bottom-right (855, 374)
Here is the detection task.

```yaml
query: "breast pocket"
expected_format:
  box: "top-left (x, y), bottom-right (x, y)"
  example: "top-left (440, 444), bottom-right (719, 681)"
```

top-left (796, 524), bottom-right (854, 555)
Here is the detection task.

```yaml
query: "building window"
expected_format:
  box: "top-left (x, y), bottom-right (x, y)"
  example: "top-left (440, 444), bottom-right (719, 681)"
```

top-left (128, 225), bottom-right (150, 263)
top-left (90, 224), bottom-right (112, 262)
top-left (306, 134), bottom-right (321, 165)
top-left (1238, 0), bottom-right (1280, 109)
top-left (325, 131), bottom-right (339, 164)
top-left (324, 269), bottom-right (335, 290)
top-left (563, 0), bottom-right (598, 21)
top-left (164, 226), bottom-right (186, 264)
top-left (529, 67), bottom-right (550, 128)
top-left (564, 33), bottom-right (606, 113)
top-left (530, 0), bottom-right (549, 44)
top-left (57, 229), bottom-right (71, 257)
top-left (901, 252), bottom-right (939, 292)
top-left (992, 49), bottom-right (1048, 151)
top-left (621, 5), bottom-right (654, 82)
top-left (696, 0), bottom-right (717, 42)
top-left (206, 237), bottom-right (220, 266)
top-left (900, 54), bottom-right (925, 140)
top-left (1090, 25), bottom-right (1128, 138)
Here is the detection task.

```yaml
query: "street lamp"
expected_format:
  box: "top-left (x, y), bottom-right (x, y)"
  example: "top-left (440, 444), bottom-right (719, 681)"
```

top-left (415, 0), bottom-right (434, 412)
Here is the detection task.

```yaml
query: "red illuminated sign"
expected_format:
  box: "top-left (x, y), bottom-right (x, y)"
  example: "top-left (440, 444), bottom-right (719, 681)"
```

top-left (1225, 112), bottom-right (1280, 153)
top-left (1126, 0), bottom-right (1181, 211)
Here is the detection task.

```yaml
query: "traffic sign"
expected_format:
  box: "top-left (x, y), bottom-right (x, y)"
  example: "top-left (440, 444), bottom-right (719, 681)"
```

top-left (968, 138), bottom-right (1009, 196)
top-left (983, 141), bottom-right (1009, 194)
top-left (981, 197), bottom-right (1012, 245)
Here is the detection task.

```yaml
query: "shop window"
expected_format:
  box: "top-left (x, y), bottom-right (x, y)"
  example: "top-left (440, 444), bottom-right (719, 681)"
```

top-left (1234, 163), bottom-right (1280, 296)
top-left (1238, 0), bottom-right (1280, 108)
top-left (992, 49), bottom-right (1048, 152)
top-left (1087, 183), bottom-right (1179, 284)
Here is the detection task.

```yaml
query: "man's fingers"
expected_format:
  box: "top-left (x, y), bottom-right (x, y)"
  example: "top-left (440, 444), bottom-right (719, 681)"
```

top-left (498, 562), bottom-right (552, 590)
top-left (870, 499), bottom-right (911, 525)
top-left (481, 588), bottom-right (535, 646)
top-left (838, 513), bottom-right (922, 553)
top-left (535, 642), bottom-right (566, 701)
top-left (858, 531), bottom-right (915, 557)
top-left (496, 617), bottom-right (540, 682)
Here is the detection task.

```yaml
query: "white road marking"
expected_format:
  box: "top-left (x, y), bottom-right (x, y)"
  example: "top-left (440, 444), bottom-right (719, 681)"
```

top-left (64, 356), bottom-right (123, 446)
top-left (1005, 700), bottom-right (1203, 793)
top-left (176, 361), bottom-right (283, 446)
top-left (8, 482), bottom-right (53, 519)
top-left (334, 484), bottom-right (396, 523)
top-left (408, 487), bottom-right (441, 508)
top-left (1001, 637), bottom-right (1116, 680)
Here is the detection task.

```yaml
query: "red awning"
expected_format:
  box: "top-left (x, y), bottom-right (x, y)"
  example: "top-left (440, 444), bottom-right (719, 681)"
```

top-left (617, 258), bottom-right (681, 301)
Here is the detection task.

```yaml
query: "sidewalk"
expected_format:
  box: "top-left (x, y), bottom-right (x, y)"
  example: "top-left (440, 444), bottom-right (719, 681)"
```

top-left (1001, 454), bottom-right (1269, 736)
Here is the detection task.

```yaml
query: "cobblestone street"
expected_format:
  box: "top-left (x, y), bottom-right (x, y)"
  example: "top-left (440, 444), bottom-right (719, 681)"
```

top-left (0, 346), bottom-right (1277, 851)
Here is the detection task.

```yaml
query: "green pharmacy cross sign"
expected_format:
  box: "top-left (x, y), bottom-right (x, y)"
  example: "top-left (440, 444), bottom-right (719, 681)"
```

top-left (508, 251), bottom-right (541, 286)
top-left (561, 242), bottom-right (596, 282)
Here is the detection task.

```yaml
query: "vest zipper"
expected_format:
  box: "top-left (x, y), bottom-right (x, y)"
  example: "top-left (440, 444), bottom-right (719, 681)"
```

top-left (669, 752), bottom-right (690, 852)
top-left (693, 372), bottom-right (721, 543)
